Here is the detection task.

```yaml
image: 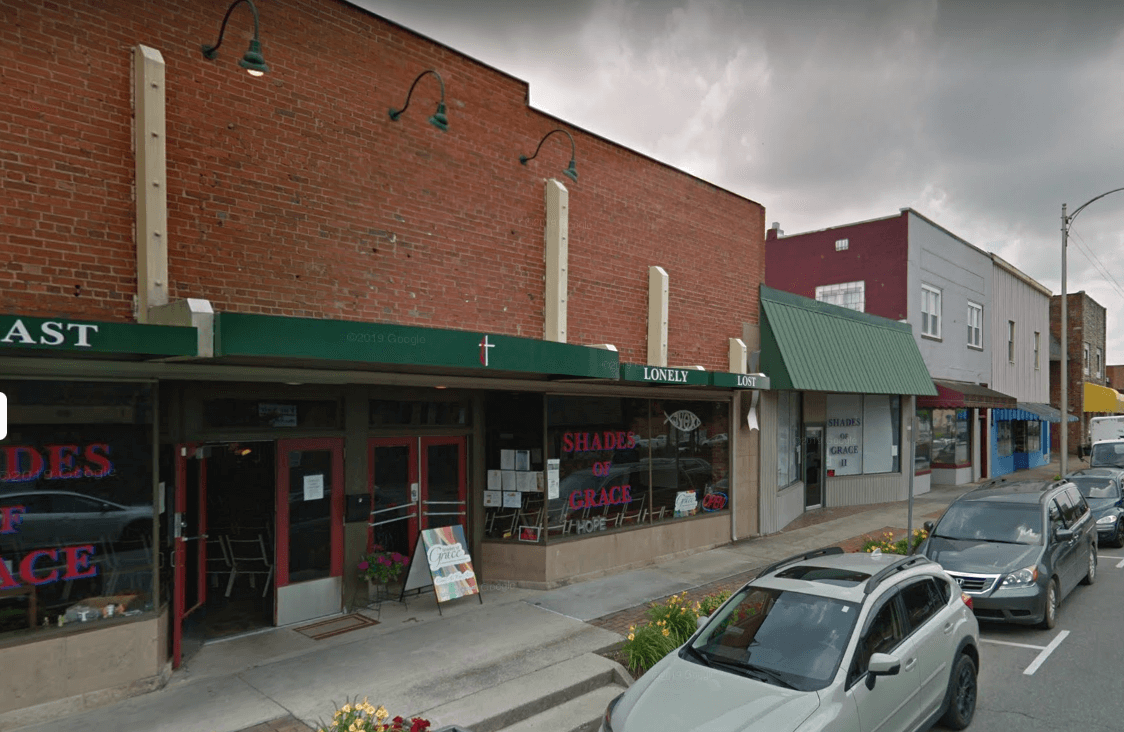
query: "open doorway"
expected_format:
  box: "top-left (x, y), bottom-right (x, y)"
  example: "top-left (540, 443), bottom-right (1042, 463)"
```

top-left (202, 441), bottom-right (276, 641)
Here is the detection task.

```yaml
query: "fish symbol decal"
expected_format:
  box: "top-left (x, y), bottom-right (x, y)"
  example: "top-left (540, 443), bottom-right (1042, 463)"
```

top-left (663, 410), bottom-right (702, 432)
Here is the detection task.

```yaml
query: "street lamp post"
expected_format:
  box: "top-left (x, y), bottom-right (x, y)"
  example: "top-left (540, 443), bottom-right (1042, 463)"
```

top-left (1060, 187), bottom-right (1124, 476)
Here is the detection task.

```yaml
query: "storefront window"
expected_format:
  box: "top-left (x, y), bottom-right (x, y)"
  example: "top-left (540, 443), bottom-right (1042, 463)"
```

top-left (369, 398), bottom-right (470, 427)
top-left (532, 396), bottom-right (729, 543)
top-left (997, 421), bottom-right (1014, 457)
top-left (203, 398), bottom-right (339, 429)
top-left (0, 380), bottom-right (155, 637)
top-left (933, 408), bottom-right (970, 466)
top-left (915, 409), bottom-right (933, 474)
top-left (824, 395), bottom-right (902, 476)
top-left (1012, 421), bottom-right (1041, 453)
top-left (483, 394), bottom-right (546, 542)
top-left (777, 392), bottom-right (801, 487)
top-left (647, 399), bottom-right (729, 525)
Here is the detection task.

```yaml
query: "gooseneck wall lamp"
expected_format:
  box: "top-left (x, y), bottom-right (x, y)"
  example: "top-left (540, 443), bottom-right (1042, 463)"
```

top-left (201, 0), bottom-right (270, 77)
top-left (520, 129), bottom-right (578, 183)
top-left (389, 70), bottom-right (448, 131)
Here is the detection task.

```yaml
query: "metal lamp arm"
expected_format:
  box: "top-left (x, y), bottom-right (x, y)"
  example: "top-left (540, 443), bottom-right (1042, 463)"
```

top-left (390, 70), bottom-right (446, 120)
top-left (520, 129), bottom-right (576, 165)
top-left (202, 0), bottom-right (262, 58)
top-left (1069, 186), bottom-right (1124, 226)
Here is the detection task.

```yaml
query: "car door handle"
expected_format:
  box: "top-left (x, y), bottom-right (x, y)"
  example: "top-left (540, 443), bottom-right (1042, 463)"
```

top-left (904, 658), bottom-right (917, 672)
top-left (943, 622), bottom-right (954, 634)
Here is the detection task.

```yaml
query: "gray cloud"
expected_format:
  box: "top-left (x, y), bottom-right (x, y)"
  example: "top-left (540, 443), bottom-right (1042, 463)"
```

top-left (356, 0), bottom-right (1124, 362)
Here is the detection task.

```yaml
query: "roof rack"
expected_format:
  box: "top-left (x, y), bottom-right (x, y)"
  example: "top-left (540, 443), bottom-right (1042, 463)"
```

top-left (863, 555), bottom-right (930, 595)
top-left (755, 546), bottom-right (844, 579)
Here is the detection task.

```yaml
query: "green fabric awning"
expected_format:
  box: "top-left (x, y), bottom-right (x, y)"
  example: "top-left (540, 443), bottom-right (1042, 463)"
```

top-left (759, 285), bottom-right (936, 396)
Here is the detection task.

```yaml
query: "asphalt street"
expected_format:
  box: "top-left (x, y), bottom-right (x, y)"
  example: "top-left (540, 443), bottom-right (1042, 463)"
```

top-left (966, 546), bottom-right (1124, 732)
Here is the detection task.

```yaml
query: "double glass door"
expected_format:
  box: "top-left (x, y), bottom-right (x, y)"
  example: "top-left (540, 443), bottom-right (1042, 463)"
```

top-left (369, 437), bottom-right (467, 559)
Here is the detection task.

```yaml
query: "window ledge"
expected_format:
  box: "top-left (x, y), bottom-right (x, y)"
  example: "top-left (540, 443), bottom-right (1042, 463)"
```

top-left (921, 333), bottom-right (942, 342)
top-left (967, 344), bottom-right (984, 352)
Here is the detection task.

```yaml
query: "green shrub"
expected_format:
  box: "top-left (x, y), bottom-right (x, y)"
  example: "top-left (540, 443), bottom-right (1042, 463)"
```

top-left (620, 589), bottom-right (731, 675)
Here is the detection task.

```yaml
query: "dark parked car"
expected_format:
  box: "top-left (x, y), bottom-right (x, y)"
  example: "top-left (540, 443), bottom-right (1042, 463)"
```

top-left (1065, 468), bottom-right (1124, 547)
top-left (919, 478), bottom-right (1098, 629)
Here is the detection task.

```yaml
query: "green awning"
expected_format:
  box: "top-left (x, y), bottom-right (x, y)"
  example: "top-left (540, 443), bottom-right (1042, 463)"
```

top-left (0, 314), bottom-right (198, 357)
top-left (759, 285), bottom-right (936, 396)
top-left (214, 313), bottom-right (620, 379)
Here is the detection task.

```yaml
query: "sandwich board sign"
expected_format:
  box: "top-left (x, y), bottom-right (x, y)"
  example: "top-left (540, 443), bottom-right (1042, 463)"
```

top-left (401, 524), bottom-right (481, 613)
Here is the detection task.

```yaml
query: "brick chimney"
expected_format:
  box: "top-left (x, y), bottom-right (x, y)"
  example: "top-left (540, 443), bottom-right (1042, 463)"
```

top-left (765, 221), bottom-right (783, 241)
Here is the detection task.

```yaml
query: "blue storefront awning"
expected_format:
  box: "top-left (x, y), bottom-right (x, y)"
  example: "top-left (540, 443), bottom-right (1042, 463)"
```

top-left (994, 402), bottom-right (1078, 423)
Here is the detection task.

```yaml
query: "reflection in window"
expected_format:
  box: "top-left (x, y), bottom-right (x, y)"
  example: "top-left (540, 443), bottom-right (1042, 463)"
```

top-left (915, 409), bottom-right (933, 475)
top-left (932, 409), bottom-right (970, 467)
top-left (0, 380), bottom-right (155, 636)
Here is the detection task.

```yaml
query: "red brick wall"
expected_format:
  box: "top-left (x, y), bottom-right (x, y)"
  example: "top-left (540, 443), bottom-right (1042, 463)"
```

top-left (0, 0), bottom-right (764, 370)
top-left (764, 213), bottom-right (908, 320)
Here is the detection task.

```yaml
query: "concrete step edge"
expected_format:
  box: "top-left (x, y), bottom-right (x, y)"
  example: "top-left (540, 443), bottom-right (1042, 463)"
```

top-left (427, 653), bottom-right (628, 732)
top-left (495, 684), bottom-right (628, 732)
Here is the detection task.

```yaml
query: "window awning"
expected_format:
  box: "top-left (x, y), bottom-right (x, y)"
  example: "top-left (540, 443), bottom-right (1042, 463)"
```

top-left (916, 379), bottom-right (1016, 410)
top-left (1083, 382), bottom-right (1124, 413)
top-left (758, 285), bottom-right (936, 396)
top-left (994, 402), bottom-right (1078, 423)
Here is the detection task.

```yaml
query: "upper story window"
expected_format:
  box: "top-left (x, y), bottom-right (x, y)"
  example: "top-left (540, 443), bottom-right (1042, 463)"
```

top-left (1096, 347), bottom-right (1103, 378)
top-left (815, 281), bottom-right (865, 312)
top-left (835, 238), bottom-right (849, 251)
top-left (920, 285), bottom-right (941, 338)
top-left (1034, 332), bottom-right (1041, 370)
top-left (967, 302), bottom-right (982, 349)
top-left (1084, 343), bottom-right (1090, 375)
top-left (1008, 321), bottom-right (1016, 363)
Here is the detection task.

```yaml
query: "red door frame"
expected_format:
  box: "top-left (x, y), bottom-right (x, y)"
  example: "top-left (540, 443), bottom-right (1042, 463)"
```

top-left (172, 443), bottom-right (207, 670)
top-left (419, 436), bottom-right (468, 531)
top-left (274, 437), bottom-right (345, 588)
top-left (368, 437), bottom-right (419, 553)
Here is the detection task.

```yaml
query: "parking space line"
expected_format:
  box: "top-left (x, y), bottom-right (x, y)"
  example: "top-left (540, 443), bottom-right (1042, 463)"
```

top-left (1023, 630), bottom-right (1069, 676)
top-left (980, 638), bottom-right (1045, 650)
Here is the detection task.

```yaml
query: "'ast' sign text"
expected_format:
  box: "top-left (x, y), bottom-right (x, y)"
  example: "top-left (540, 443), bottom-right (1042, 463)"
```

top-left (2, 319), bottom-right (99, 348)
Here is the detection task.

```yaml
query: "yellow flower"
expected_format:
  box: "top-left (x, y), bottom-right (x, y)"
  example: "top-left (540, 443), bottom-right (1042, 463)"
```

top-left (342, 704), bottom-right (352, 714)
top-left (375, 706), bottom-right (389, 722)
top-left (662, 628), bottom-right (670, 637)
top-left (629, 624), bottom-right (635, 631)
top-left (627, 633), bottom-right (635, 641)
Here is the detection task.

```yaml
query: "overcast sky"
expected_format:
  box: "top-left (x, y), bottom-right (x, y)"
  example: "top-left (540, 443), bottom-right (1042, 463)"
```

top-left (354, 0), bottom-right (1124, 365)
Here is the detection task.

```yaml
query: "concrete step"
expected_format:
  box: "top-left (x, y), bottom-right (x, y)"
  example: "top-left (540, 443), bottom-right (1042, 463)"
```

top-left (497, 684), bottom-right (626, 732)
top-left (422, 652), bottom-right (631, 732)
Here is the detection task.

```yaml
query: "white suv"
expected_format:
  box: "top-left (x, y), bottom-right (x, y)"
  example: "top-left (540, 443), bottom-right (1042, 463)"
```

top-left (602, 548), bottom-right (980, 732)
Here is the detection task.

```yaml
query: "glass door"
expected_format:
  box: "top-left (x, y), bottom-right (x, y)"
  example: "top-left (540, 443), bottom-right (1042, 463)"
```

top-left (275, 438), bottom-right (344, 626)
top-left (369, 438), bottom-right (418, 558)
top-left (367, 436), bottom-right (467, 561)
top-left (804, 427), bottom-right (824, 509)
top-left (420, 437), bottom-right (468, 532)
top-left (173, 443), bottom-right (207, 669)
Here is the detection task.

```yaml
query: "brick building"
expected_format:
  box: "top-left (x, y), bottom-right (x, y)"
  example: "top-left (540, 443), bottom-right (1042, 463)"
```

top-left (1106, 364), bottom-right (1124, 391)
top-left (1050, 292), bottom-right (1110, 453)
top-left (0, 0), bottom-right (768, 717)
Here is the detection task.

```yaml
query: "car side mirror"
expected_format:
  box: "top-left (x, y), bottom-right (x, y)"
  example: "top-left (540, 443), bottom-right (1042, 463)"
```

top-left (697, 614), bottom-right (710, 630)
top-left (923, 520), bottom-right (935, 533)
top-left (1054, 527), bottom-right (1075, 543)
top-left (866, 652), bottom-right (901, 690)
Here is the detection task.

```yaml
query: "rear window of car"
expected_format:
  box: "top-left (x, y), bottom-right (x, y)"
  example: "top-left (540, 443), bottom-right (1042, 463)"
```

top-left (1068, 477), bottom-right (1120, 499)
top-left (934, 500), bottom-right (1043, 544)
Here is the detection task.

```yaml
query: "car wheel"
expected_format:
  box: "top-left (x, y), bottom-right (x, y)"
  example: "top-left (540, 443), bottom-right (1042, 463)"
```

top-left (939, 653), bottom-right (977, 730)
top-left (1039, 578), bottom-right (1059, 629)
top-left (1081, 544), bottom-right (1097, 585)
top-left (1114, 521), bottom-right (1124, 549)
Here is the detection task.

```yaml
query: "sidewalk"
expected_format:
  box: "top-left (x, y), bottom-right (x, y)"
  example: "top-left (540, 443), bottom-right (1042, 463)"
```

top-left (2, 459), bottom-right (1068, 732)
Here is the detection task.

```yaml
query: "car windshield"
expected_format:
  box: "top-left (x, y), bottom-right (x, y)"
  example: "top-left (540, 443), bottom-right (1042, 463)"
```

top-left (933, 501), bottom-right (1043, 544)
top-left (1068, 477), bottom-right (1121, 500)
top-left (690, 586), bottom-right (859, 692)
top-left (1091, 443), bottom-right (1124, 468)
